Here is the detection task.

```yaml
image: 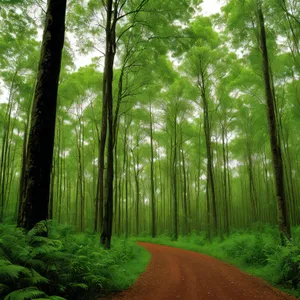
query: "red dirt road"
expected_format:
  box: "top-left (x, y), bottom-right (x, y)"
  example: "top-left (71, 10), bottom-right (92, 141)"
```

top-left (101, 242), bottom-right (297, 300)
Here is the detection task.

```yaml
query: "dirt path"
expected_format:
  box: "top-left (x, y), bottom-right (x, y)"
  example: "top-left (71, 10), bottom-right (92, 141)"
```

top-left (101, 242), bottom-right (297, 300)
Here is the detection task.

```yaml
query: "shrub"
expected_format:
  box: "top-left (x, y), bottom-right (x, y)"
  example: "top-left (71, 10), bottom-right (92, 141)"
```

top-left (0, 222), bottom-right (149, 300)
top-left (268, 243), bottom-right (300, 290)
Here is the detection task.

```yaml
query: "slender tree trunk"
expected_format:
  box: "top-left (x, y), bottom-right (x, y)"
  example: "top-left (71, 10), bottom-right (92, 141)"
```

top-left (56, 122), bottom-right (61, 222)
top-left (75, 178), bottom-right (79, 227)
top-left (199, 72), bottom-right (217, 237)
top-left (18, 0), bottom-right (66, 230)
top-left (221, 125), bottom-right (229, 235)
top-left (113, 138), bottom-right (118, 234)
top-left (246, 146), bottom-right (258, 221)
top-left (125, 139), bottom-right (129, 238)
top-left (172, 116), bottom-right (178, 240)
top-left (180, 137), bottom-right (188, 235)
top-left (257, 0), bottom-right (291, 243)
top-left (149, 105), bottom-right (156, 238)
top-left (66, 177), bottom-right (70, 223)
top-left (101, 0), bottom-right (117, 249)
top-left (133, 139), bottom-right (140, 236)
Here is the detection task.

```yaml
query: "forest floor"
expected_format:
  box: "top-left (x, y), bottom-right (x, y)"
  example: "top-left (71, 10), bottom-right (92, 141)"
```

top-left (100, 242), bottom-right (297, 300)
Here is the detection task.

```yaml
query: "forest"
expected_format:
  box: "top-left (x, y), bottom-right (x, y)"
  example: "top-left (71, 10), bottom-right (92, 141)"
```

top-left (0, 0), bottom-right (300, 299)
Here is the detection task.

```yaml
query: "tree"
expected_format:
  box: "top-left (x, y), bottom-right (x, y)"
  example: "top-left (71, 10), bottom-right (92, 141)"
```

top-left (18, 0), bottom-right (67, 230)
top-left (257, 0), bottom-right (291, 242)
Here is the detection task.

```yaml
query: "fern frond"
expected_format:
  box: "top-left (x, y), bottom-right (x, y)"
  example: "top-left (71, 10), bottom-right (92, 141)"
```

top-left (68, 283), bottom-right (88, 290)
top-left (0, 259), bottom-right (27, 281)
top-left (26, 268), bottom-right (49, 284)
top-left (4, 287), bottom-right (45, 300)
top-left (24, 258), bottom-right (45, 270)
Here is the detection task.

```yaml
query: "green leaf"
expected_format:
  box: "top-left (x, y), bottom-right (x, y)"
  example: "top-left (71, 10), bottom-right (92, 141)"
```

top-left (4, 287), bottom-right (45, 300)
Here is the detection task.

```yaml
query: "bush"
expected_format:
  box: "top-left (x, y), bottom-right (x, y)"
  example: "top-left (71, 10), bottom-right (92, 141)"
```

top-left (267, 243), bottom-right (300, 290)
top-left (0, 222), bottom-right (149, 300)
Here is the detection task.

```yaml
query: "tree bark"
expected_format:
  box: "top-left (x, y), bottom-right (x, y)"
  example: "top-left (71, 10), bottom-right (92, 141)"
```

top-left (198, 71), bottom-right (217, 237)
top-left (100, 0), bottom-right (117, 249)
top-left (257, 0), bottom-right (291, 243)
top-left (18, 0), bottom-right (66, 230)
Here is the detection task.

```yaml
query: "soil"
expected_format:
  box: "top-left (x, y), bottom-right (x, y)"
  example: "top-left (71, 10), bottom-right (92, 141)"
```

top-left (100, 242), bottom-right (297, 300)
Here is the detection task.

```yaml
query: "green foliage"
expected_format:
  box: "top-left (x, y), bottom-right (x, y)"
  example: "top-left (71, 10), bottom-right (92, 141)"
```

top-left (4, 287), bottom-right (46, 300)
top-left (267, 243), bottom-right (300, 290)
top-left (0, 0), bottom-right (27, 4)
top-left (0, 222), bottom-right (150, 300)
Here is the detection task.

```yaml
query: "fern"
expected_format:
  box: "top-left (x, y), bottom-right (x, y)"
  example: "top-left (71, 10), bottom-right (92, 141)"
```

top-left (0, 221), bottom-right (146, 300)
top-left (69, 283), bottom-right (89, 290)
top-left (4, 287), bottom-right (46, 300)
top-left (24, 268), bottom-right (49, 285)
top-left (0, 259), bottom-right (27, 281)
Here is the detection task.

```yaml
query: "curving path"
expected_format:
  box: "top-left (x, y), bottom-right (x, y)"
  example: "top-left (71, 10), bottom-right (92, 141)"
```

top-left (101, 242), bottom-right (297, 300)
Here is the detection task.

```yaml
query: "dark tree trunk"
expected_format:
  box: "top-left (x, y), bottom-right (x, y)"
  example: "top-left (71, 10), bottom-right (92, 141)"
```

top-left (100, 0), bottom-right (116, 249)
top-left (18, 0), bottom-right (66, 230)
top-left (257, 0), bottom-right (291, 243)
top-left (199, 72), bottom-right (217, 237)
top-left (246, 145), bottom-right (258, 221)
top-left (97, 110), bottom-right (106, 232)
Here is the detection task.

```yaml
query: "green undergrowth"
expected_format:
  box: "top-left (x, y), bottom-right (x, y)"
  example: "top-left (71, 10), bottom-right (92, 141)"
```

top-left (137, 225), bottom-right (300, 298)
top-left (0, 221), bottom-right (150, 300)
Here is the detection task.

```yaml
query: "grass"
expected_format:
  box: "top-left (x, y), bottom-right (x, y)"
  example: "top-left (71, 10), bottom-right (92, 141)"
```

top-left (136, 225), bottom-right (300, 298)
top-left (0, 221), bottom-right (150, 300)
top-left (109, 238), bottom-right (150, 291)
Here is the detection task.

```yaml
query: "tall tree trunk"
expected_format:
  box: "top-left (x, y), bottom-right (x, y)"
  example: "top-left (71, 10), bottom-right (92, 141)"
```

top-left (180, 135), bottom-right (188, 235)
top-left (221, 125), bottom-right (229, 235)
top-left (113, 137), bottom-right (118, 234)
top-left (18, 0), bottom-right (66, 230)
top-left (134, 151), bottom-right (140, 236)
top-left (101, 0), bottom-right (117, 249)
top-left (172, 116), bottom-right (178, 240)
top-left (149, 105), bottom-right (156, 238)
top-left (257, 0), bottom-right (291, 243)
top-left (199, 72), bottom-right (217, 237)
top-left (246, 145), bottom-right (258, 221)
top-left (125, 137), bottom-right (129, 238)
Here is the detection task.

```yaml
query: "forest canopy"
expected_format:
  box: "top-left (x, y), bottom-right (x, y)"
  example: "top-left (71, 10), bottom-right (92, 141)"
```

top-left (0, 0), bottom-right (299, 251)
